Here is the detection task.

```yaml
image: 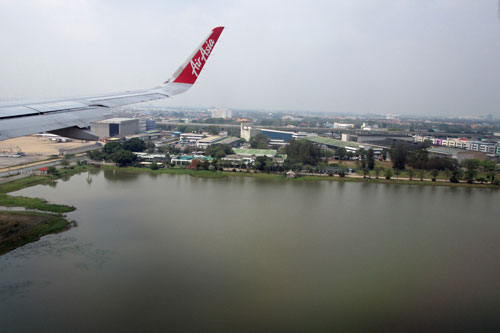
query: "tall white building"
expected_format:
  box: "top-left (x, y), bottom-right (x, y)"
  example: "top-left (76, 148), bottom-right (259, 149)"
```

top-left (210, 108), bottom-right (232, 119)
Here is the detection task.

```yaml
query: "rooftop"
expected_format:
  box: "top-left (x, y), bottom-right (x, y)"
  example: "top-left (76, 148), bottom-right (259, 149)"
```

top-left (197, 135), bottom-right (222, 143)
top-left (97, 118), bottom-right (137, 123)
top-left (305, 136), bottom-right (361, 148)
top-left (233, 148), bottom-right (277, 157)
top-left (428, 147), bottom-right (464, 156)
top-left (216, 137), bottom-right (240, 145)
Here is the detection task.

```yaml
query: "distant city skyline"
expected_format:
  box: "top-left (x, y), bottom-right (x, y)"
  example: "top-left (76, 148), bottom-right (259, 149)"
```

top-left (1, 0), bottom-right (500, 117)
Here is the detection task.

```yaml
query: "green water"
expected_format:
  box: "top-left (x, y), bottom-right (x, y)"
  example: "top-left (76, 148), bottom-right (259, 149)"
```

top-left (1, 170), bottom-right (500, 331)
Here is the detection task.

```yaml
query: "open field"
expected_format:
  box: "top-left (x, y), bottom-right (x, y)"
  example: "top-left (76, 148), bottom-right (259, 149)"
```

top-left (0, 136), bottom-right (96, 168)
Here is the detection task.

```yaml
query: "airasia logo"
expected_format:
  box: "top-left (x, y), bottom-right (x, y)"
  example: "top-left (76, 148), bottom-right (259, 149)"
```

top-left (190, 39), bottom-right (215, 77)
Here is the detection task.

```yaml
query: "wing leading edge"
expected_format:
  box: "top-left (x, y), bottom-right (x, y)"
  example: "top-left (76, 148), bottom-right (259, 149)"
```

top-left (0, 26), bottom-right (224, 141)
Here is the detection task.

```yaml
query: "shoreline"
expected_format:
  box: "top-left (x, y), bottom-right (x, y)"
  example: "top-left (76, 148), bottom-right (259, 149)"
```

top-left (0, 164), bottom-right (96, 256)
top-left (104, 166), bottom-right (500, 189)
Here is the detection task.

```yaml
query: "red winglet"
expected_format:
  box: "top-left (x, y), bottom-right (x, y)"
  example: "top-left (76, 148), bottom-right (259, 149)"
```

top-left (173, 27), bottom-right (224, 84)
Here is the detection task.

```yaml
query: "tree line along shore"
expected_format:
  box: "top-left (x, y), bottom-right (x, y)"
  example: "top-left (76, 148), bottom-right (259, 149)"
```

top-left (87, 137), bottom-right (499, 187)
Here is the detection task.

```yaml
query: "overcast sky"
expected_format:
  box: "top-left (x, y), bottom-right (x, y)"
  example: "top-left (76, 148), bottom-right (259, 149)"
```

top-left (1, 0), bottom-right (499, 116)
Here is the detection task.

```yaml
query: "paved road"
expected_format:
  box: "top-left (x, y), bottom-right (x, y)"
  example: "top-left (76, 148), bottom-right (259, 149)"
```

top-left (0, 155), bottom-right (85, 182)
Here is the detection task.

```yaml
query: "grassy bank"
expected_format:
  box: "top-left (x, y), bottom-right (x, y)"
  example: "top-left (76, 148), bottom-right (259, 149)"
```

top-left (0, 211), bottom-right (69, 255)
top-left (0, 175), bottom-right (53, 193)
top-left (292, 175), bottom-right (500, 188)
top-left (102, 165), bottom-right (228, 178)
top-left (104, 165), bottom-right (287, 180)
top-left (0, 194), bottom-right (75, 213)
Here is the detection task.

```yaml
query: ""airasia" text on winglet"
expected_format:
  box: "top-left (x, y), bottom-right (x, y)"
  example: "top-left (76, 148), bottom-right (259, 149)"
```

top-left (172, 26), bottom-right (224, 85)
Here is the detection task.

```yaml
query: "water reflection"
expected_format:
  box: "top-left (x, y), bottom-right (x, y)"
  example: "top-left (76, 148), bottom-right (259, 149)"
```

top-left (1, 170), bottom-right (499, 331)
top-left (103, 169), bottom-right (140, 182)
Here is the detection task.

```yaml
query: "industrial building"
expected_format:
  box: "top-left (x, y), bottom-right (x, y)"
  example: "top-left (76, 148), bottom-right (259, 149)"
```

top-left (240, 123), bottom-right (261, 141)
top-left (91, 118), bottom-right (139, 138)
top-left (260, 129), bottom-right (295, 142)
top-left (341, 134), bottom-right (358, 142)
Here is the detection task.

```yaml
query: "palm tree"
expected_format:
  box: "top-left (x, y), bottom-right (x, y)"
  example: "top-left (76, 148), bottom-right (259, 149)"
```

top-left (418, 169), bottom-right (425, 181)
top-left (443, 168), bottom-right (452, 181)
top-left (362, 168), bottom-right (370, 178)
top-left (430, 169), bottom-right (439, 182)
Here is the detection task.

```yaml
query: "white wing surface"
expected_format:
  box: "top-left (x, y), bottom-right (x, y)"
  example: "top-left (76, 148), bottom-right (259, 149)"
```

top-left (0, 27), bottom-right (224, 141)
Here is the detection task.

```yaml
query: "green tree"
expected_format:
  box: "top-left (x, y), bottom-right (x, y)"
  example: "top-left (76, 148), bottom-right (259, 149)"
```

top-left (358, 148), bottom-right (367, 169)
top-left (110, 150), bottom-right (137, 166)
top-left (418, 169), bottom-right (425, 181)
top-left (103, 141), bottom-right (123, 155)
top-left (450, 169), bottom-right (463, 183)
top-left (384, 169), bottom-right (393, 180)
top-left (374, 166), bottom-right (383, 179)
top-left (390, 143), bottom-right (408, 170)
top-left (461, 159), bottom-right (481, 184)
top-left (407, 168), bottom-right (415, 181)
top-left (284, 139), bottom-right (322, 166)
top-left (430, 169), bottom-right (439, 182)
top-left (362, 168), bottom-right (370, 178)
top-left (123, 138), bottom-right (146, 152)
top-left (206, 125), bottom-right (220, 135)
top-left (443, 168), bottom-right (452, 180)
top-left (87, 150), bottom-right (105, 161)
top-left (205, 144), bottom-right (233, 159)
top-left (367, 149), bottom-right (375, 170)
top-left (476, 176), bottom-right (487, 184)
top-left (249, 133), bottom-right (270, 149)
top-left (408, 144), bottom-right (429, 169)
top-left (150, 162), bottom-right (159, 170)
top-left (47, 166), bottom-right (58, 175)
top-left (394, 168), bottom-right (400, 179)
top-left (338, 166), bottom-right (347, 177)
top-left (481, 160), bottom-right (497, 184)
top-left (254, 156), bottom-right (274, 171)
top-left (335, 147), bottom-right (347, 160)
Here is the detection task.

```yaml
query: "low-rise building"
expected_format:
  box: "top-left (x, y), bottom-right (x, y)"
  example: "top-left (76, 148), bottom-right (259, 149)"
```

top-left (233, 148), bottom-right (277, 157)
top-left (171, 155), bottom-right (213, 166)
top-left (179, 133), bottom-right (205, 145)
top-left (305, 136), bottom-right (361, 152)
top-left (457, 151), bottom-right (487, 163)
top-left (428, 147), bottom-right (463, 160)
top-left (196, 136), bottom-right (223, 149)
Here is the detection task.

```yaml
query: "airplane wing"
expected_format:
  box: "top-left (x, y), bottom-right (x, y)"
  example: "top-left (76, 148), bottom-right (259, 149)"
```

top-left (0, 26), bottom-right (224, 141)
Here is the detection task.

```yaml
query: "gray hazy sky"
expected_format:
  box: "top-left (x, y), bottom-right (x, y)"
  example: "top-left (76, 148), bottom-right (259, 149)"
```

top-left (1, 0), bottom-right (500, 116)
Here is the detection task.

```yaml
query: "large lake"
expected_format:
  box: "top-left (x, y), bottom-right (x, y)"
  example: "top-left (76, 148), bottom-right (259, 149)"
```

top-left (1, 170), bottom-right (500, 331)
